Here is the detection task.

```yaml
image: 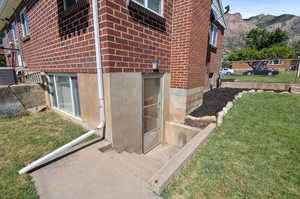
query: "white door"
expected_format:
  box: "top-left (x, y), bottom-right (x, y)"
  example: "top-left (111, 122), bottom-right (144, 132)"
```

top-left (11, 22), bottom-right (23, 67)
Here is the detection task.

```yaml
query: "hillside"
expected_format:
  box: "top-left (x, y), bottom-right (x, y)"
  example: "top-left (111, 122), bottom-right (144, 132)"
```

top-left (224, 13), bottom-right (300, 54)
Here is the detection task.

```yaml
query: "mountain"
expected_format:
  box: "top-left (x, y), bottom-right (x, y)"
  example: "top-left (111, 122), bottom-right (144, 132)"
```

top-left (224, 13), bottom-right (300, 54)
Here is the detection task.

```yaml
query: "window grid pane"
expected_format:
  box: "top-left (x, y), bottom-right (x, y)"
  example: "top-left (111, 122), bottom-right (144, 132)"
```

top-left (135, 0), bottom-right (145, 5)
top-left (56, 76), bottom-right (73, 114)
top-left (148, 0), bottom-right (161, 13)
top-left (49, 76), bottom-right (57, 107)
top-left (71, 76), bottom-right (81, 117)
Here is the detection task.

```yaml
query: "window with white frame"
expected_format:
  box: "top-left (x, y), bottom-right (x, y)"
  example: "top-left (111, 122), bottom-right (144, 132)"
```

top-left (268, 59), bottom-right (283, 65)
top-left (63, 0), bottom-right (80, 11)
top-left (133, 0), bottom-right (164, 15)
top-left (49, 74), bottom-right (81, 117)
top-left (210, 24), bottom-right (218, 47)
top-left (1, 30), bottom-right (8, 47)
top-left (20, 8), bottom-right (30, 37)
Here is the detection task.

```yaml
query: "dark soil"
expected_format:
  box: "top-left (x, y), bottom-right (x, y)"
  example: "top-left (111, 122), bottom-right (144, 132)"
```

top-left (190, 88), bottom-right (249, 117)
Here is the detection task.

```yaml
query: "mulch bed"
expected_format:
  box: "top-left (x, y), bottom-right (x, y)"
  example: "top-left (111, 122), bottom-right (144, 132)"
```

top-left (190, 88), bottom-right (248, 117)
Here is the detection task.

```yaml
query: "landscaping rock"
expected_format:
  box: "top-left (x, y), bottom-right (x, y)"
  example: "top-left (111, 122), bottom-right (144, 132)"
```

top-left (226, 101), bottom-right (233, 110)
top-left (217, 111), bottom-right (225, 126)
top-left (185, 115), bottom-right (216, 122)
top-left (185, 115), bottom-right (216, 129)
top-left (27, 105), bottom-right (47, 114)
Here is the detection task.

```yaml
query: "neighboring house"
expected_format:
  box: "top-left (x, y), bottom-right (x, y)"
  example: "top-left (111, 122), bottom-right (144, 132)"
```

top-left (232, 59), bottom-right (292, 71)
top-left (0, 0), bottom-right (226, 154)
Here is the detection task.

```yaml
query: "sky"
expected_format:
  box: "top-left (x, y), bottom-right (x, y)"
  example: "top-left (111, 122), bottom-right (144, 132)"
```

top-left (222, 0), bottom-right (300, 19)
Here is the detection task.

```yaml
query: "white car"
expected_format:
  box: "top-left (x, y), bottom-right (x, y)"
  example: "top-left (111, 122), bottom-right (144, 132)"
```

top-left (220, 68), bottom-right (235, 75)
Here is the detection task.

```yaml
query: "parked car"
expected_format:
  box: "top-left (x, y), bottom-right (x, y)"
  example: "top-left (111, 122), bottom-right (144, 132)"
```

top-left (243, 67), bottom-right (279, 76)
top-left (220, 68), bottom-right (235, 75)
top-left (289, 65), bottom-right (298, 71)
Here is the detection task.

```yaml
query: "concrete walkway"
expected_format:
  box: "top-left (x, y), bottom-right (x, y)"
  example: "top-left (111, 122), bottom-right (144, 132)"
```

top-left (31, 141), bottom-right (179, 199)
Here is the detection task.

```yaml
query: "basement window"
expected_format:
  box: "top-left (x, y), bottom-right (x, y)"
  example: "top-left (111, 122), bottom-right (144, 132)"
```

top-left (63, 0), bottom-right (80, 10)
top-left (20, 8), bottom-right (30, 38)
top-left (269, 59), bottom-right (283, 65)
top-left (210, 24), bottom-right (218, 48)
top-left (49, 74), bottom-right (81, 118)
top-left (132, 0), bottom-right (164, 16)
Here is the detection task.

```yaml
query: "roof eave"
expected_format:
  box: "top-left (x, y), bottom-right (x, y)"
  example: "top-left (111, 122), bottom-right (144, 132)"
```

top-left (216, 0), bottom-right (227, 29)
top-left (0, 0), bottom-right (23, 31)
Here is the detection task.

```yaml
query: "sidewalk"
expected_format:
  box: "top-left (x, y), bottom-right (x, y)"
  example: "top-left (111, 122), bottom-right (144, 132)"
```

top-left (31, 142), bottom-right (161, 199)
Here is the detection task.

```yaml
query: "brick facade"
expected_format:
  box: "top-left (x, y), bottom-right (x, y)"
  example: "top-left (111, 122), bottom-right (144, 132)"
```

top-left (99, 0), bottom-right (172, 73)
top-left (4, 0), bottom-right (96, 73)
top-left (170, 0), bottom-right (224, 89)
top-left (2, 0), bottom-right (224, 84)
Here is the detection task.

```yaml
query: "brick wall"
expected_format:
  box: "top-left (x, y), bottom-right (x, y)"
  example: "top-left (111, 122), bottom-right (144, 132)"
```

top-left (99, 0), bottom-right (172, 73)
top-left (188, 0), bottom-right (211, 89)
top-left (5, 0), bottom-right (97, 73)
top-left (170, 0), bottom-right (222, 89)
top-left (2, 0), bottom-right (223, 85)
top-left (207, 22), bottom-right (224, 74)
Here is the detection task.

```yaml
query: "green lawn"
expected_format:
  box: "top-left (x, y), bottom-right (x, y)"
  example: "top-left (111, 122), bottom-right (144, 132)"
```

top-left (0, 111), bottom-right (88, 199)
top-left (163, 93), bottom-right (300, 199)
top-left (222, 70), bottom-right (300, 83)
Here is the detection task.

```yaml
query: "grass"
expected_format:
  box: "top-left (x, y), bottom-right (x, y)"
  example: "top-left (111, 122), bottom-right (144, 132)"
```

top-left (222, 70), bottom-right (300, 83)
top-left (0, 111), bottom-right (88, 199)
top-left (162, 93), bottom-right (300, 199)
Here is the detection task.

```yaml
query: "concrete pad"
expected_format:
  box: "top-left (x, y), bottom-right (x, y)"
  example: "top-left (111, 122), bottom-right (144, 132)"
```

top-left (31, 142), bottom-right (161, 199)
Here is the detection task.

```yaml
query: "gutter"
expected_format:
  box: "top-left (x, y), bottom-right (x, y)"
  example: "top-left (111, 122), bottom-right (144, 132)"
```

top-left (18, 0), bottom-right (105, 174)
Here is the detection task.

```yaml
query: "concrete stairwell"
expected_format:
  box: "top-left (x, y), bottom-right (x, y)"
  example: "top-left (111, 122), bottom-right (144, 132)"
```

top-left (102, 145), bottom-right (181, 183)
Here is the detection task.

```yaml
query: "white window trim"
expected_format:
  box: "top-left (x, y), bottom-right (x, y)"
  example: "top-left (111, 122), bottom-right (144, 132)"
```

top-left (132, 0), bottom-right (164, 17)
top-left (63, 0), bottom-right (80, 11)
top-left (210, 24), bottom-right (218, 47)
top-left (48, 73), bottom-right (81, 119)
top-left (20, 8), bottom-right (30, 37)
top-left (269, 59), bottom-right (283, 65)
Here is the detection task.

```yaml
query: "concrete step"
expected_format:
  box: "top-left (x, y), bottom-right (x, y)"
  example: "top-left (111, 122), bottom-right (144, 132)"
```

top-left (146, 145), bottom-right (181, 165)
top-left (120, 152), bottom-right (156, 181)
top-left (122, 152), bottom-right (162, 174)
top-left (131, 153), bottom-right (162, 169)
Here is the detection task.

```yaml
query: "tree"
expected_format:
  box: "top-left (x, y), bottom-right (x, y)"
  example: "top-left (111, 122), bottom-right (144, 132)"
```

top-left (226, 28), bottom-right (292, 69)
top-left (245, 28), bottom-right (288, 50)
top-left (293, 41), bottom-right (300, 57)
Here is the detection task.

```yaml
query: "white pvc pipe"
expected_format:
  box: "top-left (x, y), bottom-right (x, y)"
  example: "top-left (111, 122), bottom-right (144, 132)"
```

top-left (19, 0), bottom-right (106, 174)
top-left (92, 0), bottom-right (106, 124)
top-left (19, 128), bottom-right (97, 174)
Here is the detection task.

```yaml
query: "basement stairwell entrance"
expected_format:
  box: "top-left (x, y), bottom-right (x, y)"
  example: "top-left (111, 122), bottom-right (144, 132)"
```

top-left (143, 74), bottom-right (163, 153)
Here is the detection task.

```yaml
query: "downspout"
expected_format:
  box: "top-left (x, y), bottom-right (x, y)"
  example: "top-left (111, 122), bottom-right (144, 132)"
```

top-left (92, 0), bottom-right (106, 128)
top-left (18, 0), bottom-right (105, 174)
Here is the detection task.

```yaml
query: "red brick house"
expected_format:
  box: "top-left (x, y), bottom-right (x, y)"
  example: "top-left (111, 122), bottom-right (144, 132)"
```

top-left (0, 0), bottom-right (226, 154)
top-left (232, 59), bottom-right (292, 71)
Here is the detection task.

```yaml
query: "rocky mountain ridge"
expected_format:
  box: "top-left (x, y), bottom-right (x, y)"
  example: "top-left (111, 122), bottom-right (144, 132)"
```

top-left (224, 13), bottom-right (300, 54)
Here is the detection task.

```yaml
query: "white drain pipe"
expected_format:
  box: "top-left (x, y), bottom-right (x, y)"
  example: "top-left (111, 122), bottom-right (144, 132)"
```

top-left (19, 0), bottom-right (105, 174)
